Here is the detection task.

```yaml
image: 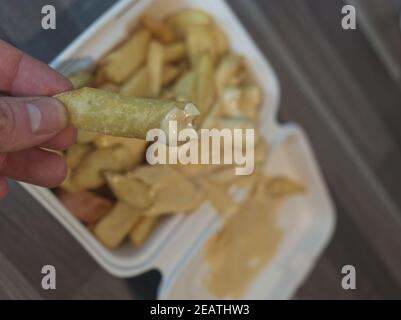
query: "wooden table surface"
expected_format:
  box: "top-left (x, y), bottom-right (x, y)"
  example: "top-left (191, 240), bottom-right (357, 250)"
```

top-left (1, 0), bottom-right (401, 299)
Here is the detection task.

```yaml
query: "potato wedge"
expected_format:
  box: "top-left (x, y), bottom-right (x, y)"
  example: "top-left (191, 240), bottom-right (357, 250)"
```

top-left (140, 15), bottom-right (175, 43)
top-left (65, 144), bottom-right (92, 169)
top-left (147, 41), bottom-right (164, 97)
top-left (239, 84), bottom-right (262, 121)
top-left (194, 53), bottom-right (215, 127)
top-left (100, 29), bottom-right (150, 83)
top-left (60, 144), bottom-right (92, 192)
top-left (173, 70), bottom-right (196, 101)
top-left (132, 165), bottom-right (204, 216)
top-left (72, 146), bottom-right (137, 189)
top-left (120, 66), bottom-right (150, 97)
top-left (185, 25), bottom-right (217, 66)
top-left (166, 9), bottom-right (212, 39)
top-left (105, 172), bottom-right (152, 209)
top-left (215, 54), bottom-right (244, 95)
top-left (94, 202), bottom-right (142, 248)
top-left (129, 216), bottom-right (159, 246)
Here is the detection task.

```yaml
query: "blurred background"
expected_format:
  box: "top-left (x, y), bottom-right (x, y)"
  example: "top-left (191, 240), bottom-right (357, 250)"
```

top-left (0, 0), bottom-right (401, 299)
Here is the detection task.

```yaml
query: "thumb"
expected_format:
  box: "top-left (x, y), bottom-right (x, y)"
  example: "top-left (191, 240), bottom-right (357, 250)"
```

top-left (0, 96), bottom-right (68, 152)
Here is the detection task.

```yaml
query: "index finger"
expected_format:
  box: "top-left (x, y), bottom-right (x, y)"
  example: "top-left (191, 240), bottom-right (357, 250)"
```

top-left (0, 40), bottom-right (72, 96)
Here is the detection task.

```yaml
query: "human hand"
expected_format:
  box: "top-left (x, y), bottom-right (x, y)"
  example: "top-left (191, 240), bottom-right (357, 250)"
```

top-left (0, 40), bottom-right (76, 199)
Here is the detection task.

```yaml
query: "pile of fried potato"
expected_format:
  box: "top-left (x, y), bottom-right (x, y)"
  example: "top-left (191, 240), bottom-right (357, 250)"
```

top-left (56, 9), bottom-right (304, 249)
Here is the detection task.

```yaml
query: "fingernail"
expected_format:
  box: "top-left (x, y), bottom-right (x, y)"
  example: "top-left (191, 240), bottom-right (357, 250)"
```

top-left (26, 97), bottom-right (67, 134)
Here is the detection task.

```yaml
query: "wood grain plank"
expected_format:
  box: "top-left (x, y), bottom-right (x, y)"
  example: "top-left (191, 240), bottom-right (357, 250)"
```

top-left (0, 181), bottom-right (132, 299)
top-left (347, 0), bottom-right (401, 83)
top-left (0, 252), bottom-right (43, 300)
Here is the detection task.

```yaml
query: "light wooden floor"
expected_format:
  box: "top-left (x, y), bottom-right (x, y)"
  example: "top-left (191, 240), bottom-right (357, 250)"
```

top-left (0, 0), bottom-right (401, 299)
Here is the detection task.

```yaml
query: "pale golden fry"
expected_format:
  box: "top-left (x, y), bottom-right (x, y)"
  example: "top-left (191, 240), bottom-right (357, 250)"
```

top-left (219, 86), bottom-right (243, 118)
top-left (105, 172), bottom-right (152, 209)
top-left (129, 216), bottom-right (159, 246)
top-left (94, 202), bottom-right (142, 248)
top-left (60, 171), bottom-right (79, 193)
top-left (264, 177), bottom-right (305, 199)
top-left (212, 26), bottom-right (229, 57)
top-left (147, 41), bottom-right (164, 97)
top-left (166, 9), bottom-right (212, 39)
top-left (215, 54), bottom-right (244, 95)
top-left (100, 29), bottom-right (150, 83)
top-left (72, 146), bottom-right (137, 189)
top-left (55, 87), bottom-right (195, 140)
top-left (61, 144), bottom-right (92, 192)
top-left (65, 144), bottom-right (93, 168)
top-left (185, 25), bottom-right (216, 66)
top-left (140, 15), bottom-right (175, 43)
top-left (94, 135), bottom-right (147, 163)
top-left (132, 165), bottom-right (204, 216)
top-left (194, 53), bottom-right (215, 127)
top-left (173, 70), bottom-right (196, 101)
top-left (239, 84), bottom-right (262, 121)
top-left (254, 138), bottom-right (269, 167)
top-left (164, 42), bottom-right (186, 63)
top-left (76, 130), bottom-right (99, 144)
top-left (227, 69), bottom-right (252, 87)
top-left (120, 66), bottom-right (150, 97)
top-left (69, 72), bottom-right (93, 89)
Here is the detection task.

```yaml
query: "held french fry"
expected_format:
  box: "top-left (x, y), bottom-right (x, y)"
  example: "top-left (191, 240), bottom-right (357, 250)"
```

top-left (94, 202), bottom-right (143, 248)
top-left (55, 87), bottom-right (199, 140)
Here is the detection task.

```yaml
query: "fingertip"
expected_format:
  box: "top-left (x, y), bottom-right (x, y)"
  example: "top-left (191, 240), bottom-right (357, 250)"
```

top-left (11, 54), bottom-right (73, 96)
top-left (46, 153), bottom-right (68, 188)
top-left (40, 125), bottom-right (77, 151)
top-left (29, 97), bottom-right (69, 134)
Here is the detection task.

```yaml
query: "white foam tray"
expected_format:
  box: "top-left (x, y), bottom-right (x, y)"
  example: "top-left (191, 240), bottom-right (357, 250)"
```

top-left (20, 0), bottom-right (335, 299)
